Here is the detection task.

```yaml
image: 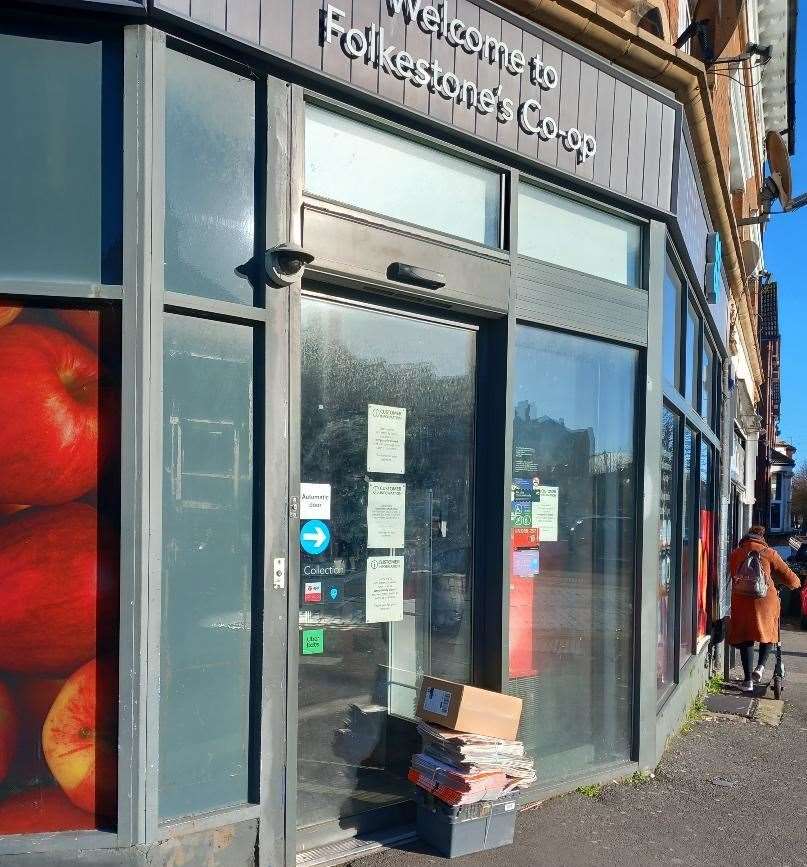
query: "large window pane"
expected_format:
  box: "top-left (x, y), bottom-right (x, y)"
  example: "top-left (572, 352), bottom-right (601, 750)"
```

top-left (165, 50), bottom-right (257, 304)
top-left (297, 295), bottom-right (476, 829)
top-left (658, 406), bottom-right (679, 697)
top-left (160, 314), bottom-right (256, 821)
top-left (662, 263), bottom-right (682, 390)
top-left (508, 325), bottom-right (637, 782)
top-left (697, 442), bottom-right (715, 638)
top-left (680, 427), bottom-right (697, 663)
top-left (0, 27), bottom-right (122, 283)
top-left (518, 185), bottom-right (642, 286)
top-left (684, 300), bottom-right (700, 408)
top-left (305, 105), bottom-right (501, 246)
top-left (0, 300), bottom-right (121, 834)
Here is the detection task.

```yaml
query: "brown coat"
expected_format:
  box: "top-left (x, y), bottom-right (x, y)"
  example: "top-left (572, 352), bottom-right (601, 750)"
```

top-left (727, 535), bottom-right (800, 645)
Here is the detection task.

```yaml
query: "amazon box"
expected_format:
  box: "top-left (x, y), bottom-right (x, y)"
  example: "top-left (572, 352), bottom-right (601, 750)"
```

top-left (416, 676), bottom-right (522, 741)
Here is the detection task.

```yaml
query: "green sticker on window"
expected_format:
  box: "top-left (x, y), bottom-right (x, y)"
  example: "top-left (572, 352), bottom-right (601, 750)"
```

top-left (302, 628), bottom-right (324, 655)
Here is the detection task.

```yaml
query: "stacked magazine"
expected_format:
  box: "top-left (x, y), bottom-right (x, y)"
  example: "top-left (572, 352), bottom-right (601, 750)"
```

top-left (408, 721), bottom-right (536, 805)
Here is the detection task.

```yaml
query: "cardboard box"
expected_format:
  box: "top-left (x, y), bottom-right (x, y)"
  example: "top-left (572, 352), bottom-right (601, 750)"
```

top-left (416, 676), bottom-right (522, 741)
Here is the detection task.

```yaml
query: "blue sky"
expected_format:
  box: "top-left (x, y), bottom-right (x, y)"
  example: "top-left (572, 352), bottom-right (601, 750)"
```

top-left (763, 14), bottom-right (807, 463)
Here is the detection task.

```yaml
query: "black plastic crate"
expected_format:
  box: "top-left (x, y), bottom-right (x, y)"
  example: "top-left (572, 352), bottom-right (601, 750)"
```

top-left (414, 790), bottom-right (518, 858)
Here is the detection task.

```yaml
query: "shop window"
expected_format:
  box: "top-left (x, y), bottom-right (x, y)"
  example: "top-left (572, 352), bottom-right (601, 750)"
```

top-left (517, 184), bottom-right (642, 287)
top-left (0, 26), bottom-right (122, 284)
top-left (697, 442), bottom-right (715, 638)
top-left (0, 299), bottom-right (121, 834)
top-left (702, 339), bottom-right (716, 427)
top-left (296, 294), bottom-right (476, 829)
top-left (684, 300), bottom-right (700, 408)
top-left (508, 324), bottom-right (637, 782)
top-left (304, 104), bottom-right (501, 247)
top-left (159, 314), bottom-right (257, 821)
top-left (679, 426), bottom-right (698, 664)
top-left (658, 406), bottom-right (679, 698)
top-left (164, 48), bottom-right (258, 305)
top-left (662, 263), bottom-right (683, 391)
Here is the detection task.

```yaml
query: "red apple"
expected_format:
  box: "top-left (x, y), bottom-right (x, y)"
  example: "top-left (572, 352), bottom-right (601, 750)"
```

top-left (0, 305), bottom-right (21, 328)
top-left (43, 659), bottom-right (117, 818)
top-left (0, 503), bottom-right (109, 675)
top-left (57, 310), bottom-right (100, 350)
top-left (0, 324), bottom-right (101, 505)
top-left (0, 787), bottom-right (95, 834)
top-left (11, 677), bottom-right (65, 781)
top-left (0, 681), bottom-right (18, 784)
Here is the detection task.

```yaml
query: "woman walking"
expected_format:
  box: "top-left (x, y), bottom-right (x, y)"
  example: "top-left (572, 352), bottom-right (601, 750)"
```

top-left (728, 525), bottom-right (800, 693)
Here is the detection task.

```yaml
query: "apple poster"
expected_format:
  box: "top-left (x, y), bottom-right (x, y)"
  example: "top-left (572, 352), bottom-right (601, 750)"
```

top-left (0, 301), bottom-right (120, 834)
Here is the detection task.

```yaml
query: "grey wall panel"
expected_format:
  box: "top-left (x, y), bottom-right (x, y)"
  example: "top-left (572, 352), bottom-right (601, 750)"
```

top-left (609, 80), bottom-right (631, 194)
top-left (227, 0), bottom-right (260, 41)
top-left (190, 0), bottom-right (225, 29)
top-left (153, 0), bottom-right (679, 209)
top-left (675, 141), bottom-right (709, 284)
top-left (302, 201), bottom-right (510, 313)
top-left (592, 70), bottom-right (615, 189)
top-left (555, 52), bottom-right (580, 175)
top-left (658, 105), bottom-right (676, 210)
top-left (453, 0), bottom-right (480, 133)
top-left (642, 97), bottom-right (662, 205)
top-left (261, 0), bottom-right (292, 55)
top-left (514, 256), bottom-right (648, 346)
top-left (626, 88), bottom-right (647, 201)
top-left (575, 61), bottom-right (597, 182)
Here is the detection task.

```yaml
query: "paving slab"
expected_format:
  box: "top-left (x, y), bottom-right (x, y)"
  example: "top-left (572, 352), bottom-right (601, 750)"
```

top-left (358, 626), bottom-right (807, 867)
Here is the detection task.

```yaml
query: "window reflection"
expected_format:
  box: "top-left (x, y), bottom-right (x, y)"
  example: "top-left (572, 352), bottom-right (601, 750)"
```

top-left (508, 325), bottom-right (637, 783)
top-left (658, 406), bottom-right (679, 696)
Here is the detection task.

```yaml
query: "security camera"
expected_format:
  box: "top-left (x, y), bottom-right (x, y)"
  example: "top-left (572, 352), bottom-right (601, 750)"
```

top-left (264, 242), bottom-right (315, 287)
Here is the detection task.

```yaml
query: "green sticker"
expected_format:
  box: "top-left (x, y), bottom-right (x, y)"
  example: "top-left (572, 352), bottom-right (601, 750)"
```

top-left (302, 628), bottom-right (324, 655)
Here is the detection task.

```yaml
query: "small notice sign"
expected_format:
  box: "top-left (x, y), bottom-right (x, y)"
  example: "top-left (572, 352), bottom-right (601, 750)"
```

top-left (365, 555), bottom-right (404, 623)
top-left (302, 628), bottom-right (325, 655)
top-left (531, 486), bottom-right (559, 542)
top-left (367, 404), bottom-right (406, 474)
top-left (367, 481), bottom-right (406, 548)
top-left (422, 686), bottom-right (452, 717)
top-left (304, 581), bottom-right (322, 603)
top-left (300, 483), bottom-right (331, 520)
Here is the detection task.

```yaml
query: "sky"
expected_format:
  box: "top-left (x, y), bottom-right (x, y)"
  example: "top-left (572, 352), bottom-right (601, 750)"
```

top-left (762, 12), bottom-right (807, 464)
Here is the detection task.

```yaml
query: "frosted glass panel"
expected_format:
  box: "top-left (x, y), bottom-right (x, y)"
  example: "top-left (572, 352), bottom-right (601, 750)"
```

top-left (159, 314), bottom-right (255, 821)
top-left (518, 185), bottom-right (641, 286)
top-left (165, 49), bottom-right (257, 304)
top-left (305, 105), bottom-right (501, 246)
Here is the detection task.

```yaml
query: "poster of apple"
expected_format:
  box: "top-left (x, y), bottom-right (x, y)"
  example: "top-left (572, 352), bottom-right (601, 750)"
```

top-left (0, 301), bottom-right (120, 835)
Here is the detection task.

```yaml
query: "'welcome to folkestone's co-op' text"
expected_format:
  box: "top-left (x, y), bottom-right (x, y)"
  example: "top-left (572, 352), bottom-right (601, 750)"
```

top-left (322, 0), bottom-right (597, 162)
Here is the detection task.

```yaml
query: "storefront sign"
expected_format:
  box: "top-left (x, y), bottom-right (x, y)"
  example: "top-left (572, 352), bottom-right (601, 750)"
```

top-left (366, 555), bottom-right (405, 622)
top-left (531, 485), bottom-right (559, 541)
top-left (303, 561), bottom-right (347, 577)
top-left (323, 0), bottom-right (597, 162)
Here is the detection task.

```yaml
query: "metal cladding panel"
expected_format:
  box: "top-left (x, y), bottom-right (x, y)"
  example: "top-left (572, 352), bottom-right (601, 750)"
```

top-left (675, 141), bottom-right (710, 283)
top-left (151, 0), bottom-right (677, 209)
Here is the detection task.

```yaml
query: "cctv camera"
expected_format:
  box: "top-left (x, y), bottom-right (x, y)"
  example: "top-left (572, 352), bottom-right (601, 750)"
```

top-left (264, 243), bottom-right (315, 287)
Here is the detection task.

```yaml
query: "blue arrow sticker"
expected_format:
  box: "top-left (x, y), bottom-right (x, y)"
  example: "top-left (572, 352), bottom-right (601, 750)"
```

top-left (300, 519), bottom-right (331, 555)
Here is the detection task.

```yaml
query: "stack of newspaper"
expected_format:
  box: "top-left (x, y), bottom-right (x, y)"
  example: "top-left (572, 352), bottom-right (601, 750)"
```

top-left (408, 721), bottom-right (536, 805)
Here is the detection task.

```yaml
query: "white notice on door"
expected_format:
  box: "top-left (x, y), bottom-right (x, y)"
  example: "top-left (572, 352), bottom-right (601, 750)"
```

top-left (365, 556), bottom-right (404, 623)
top-left (367, 481), bottom-right (406, 549)
top-left (300, 483), bottom-right (331, 520)
top-left (422, 686), bottom-right (452, 717)
top-left (367, 404), bottom-right (406, 474)
top-left (531, 485), bottom-right (559, 542)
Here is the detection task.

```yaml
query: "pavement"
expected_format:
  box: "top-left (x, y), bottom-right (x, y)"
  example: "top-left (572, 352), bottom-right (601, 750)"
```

top-left (358, 625), bottom-right (807, 867)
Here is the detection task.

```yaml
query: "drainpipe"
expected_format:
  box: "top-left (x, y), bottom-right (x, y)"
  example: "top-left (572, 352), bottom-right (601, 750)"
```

top-left (720, 356), bottom-right (734, 679)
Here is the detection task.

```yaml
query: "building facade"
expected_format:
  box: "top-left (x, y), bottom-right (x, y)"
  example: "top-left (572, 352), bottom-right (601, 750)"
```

top-left (0, 0), bottom-right (796, 864)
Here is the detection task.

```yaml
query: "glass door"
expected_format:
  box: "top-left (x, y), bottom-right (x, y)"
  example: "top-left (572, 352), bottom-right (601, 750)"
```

top-left (295, 289), bottom-right (478, 838)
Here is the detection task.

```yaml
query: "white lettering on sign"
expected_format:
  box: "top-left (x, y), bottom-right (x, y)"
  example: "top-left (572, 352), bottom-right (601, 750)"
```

top-left (321, 2), bottom-right (596, 163)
